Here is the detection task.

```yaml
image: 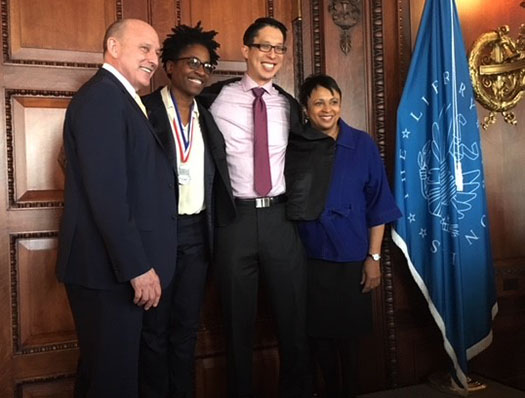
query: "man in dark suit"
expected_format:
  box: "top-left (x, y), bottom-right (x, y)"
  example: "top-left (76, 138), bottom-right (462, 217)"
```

top-left (199, 17), bottom-right (335, 398)
top-left (139, 23), bottom-right (235, 398)
top-left (56, 19), bottom-right (177, 398)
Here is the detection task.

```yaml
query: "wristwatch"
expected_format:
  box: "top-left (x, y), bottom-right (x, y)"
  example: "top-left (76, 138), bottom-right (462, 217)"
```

top-left (367, 253), bottom-right (381, 261)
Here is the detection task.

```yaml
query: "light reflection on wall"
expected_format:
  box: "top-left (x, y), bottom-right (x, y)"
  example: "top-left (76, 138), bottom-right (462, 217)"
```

top-left (456, 0), bottom-right (484, 14)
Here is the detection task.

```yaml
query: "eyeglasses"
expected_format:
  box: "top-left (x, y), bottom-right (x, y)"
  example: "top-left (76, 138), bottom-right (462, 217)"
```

top-left (173, 57), bottom-right (215, 74)
top-left (247, 43), bottom-right (287, 54)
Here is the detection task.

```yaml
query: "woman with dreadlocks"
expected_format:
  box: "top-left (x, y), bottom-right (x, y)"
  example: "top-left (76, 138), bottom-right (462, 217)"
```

top-left (139, 22), bottom-right (235, 398)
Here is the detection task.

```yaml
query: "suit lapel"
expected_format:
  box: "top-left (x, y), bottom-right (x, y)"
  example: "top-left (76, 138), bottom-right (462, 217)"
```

top-left (198, 108), bottom-right (215, 205)
top-left (99, 68), bottom-right (163, 147)
top-left (144, 90), bottom-right (177, 169)
top-left (197, 102), bottom-right (231, 197)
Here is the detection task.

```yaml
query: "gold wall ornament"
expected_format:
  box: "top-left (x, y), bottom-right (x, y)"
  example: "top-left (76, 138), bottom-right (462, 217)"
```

top-left (469, 25), bottom-right (525, 129)
top-left (328, 0), bottom-right (361, 55)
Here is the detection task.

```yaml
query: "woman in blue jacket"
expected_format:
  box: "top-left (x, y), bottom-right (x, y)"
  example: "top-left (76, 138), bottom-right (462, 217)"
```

top-left (298, 74), bottom-right (402, 398)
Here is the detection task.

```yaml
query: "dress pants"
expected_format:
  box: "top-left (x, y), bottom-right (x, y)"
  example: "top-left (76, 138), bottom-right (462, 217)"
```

top-left (66, 283), bottom-right (143, 398)
top-left (312, 338), bottom-right (358, 398)
top-left (215, 201), bottom-right (310, 398)
top-left (140, 212), bottom-right (209, 398)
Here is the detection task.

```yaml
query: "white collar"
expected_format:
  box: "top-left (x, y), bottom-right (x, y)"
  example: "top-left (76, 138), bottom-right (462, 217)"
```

top-left (160, 86), bottom-right (200, 118)
top-left (102, 63), bottom-right (137, 98)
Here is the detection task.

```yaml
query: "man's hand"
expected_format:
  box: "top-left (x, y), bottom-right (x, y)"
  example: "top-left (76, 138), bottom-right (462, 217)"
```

top-left (361, 258), bottom-right (381, 293)
top-left (130, 268), bottom-right (161, 310)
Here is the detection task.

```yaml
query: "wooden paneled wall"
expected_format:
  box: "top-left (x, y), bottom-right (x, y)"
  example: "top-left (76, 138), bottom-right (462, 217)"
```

top-left (0, 1), bottom-right (299, 397)
top-left (0, 0), bottom-right (524, 397)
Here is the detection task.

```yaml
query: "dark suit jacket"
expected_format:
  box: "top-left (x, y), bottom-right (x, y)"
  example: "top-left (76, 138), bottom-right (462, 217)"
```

top-left (199, 78), bottom-right (335, 221)
top-left (142, 87), bottom-right (235, 249)
top-left (56, 68), bottom-right (178, 290)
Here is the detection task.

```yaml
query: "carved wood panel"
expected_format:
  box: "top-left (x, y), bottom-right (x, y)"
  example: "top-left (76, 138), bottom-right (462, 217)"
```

top-left (6, 91), bottom-right (72, 208)
top-left (4, 0), bottom-right (121, 66)
top-left (12, 234), bottom-right (77, 355)
top-left (0, 1), bottom-right (122, 396)
top-left (190, 0), bottom-right (267, 61)
top-left (151, 0), bottom-right (295, 94)
top-left (16, 376), bottom-right (75, 398)
top-left (0, 0), bottom-right (494, 395)
top-left (0, 0), bottom-right (306, 396)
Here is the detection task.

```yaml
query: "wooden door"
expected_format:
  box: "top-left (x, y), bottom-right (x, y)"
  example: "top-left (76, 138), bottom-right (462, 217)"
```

top-left (0, 0), bottom-right (301, 396)
top-left (0, 1), bottom-right (119, 396)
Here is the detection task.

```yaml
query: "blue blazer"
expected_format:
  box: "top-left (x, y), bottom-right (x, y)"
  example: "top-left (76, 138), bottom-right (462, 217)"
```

top-left (56, 69), bottom-right (178, 289)
top-left (298, 120), bottom-right (402, 262)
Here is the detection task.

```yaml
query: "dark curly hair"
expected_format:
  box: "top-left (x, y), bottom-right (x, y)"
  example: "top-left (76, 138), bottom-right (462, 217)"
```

top-left (161, 21), bottom-right (220, 76)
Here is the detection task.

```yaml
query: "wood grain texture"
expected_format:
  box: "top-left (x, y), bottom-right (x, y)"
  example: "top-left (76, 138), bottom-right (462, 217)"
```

top-left (5, 0), bottom-right (118, 66)
top-left (16, 375), bottom-right (75, 398)
top-left (188, 0), bottom-right (267, 61)
top-left (0, 0), bottom-right (522, 396)
top-left (320, 0), bottom-right (367, 130)
top-left (8, 94), bottom-right (70, 208)
top-left (15, 236), bottom-right (76, 353)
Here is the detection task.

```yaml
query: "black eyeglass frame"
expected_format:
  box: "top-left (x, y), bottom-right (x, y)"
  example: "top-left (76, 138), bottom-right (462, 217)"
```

top-left (172, 57), bottom-right (216, 74)
top-left (247, 43), bottom-right (287, 54)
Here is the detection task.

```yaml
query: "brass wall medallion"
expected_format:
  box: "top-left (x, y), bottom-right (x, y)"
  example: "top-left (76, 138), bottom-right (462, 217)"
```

top-left (328, 0), bottom-right (361, 55)
top-left (469, 25), bottom-right (525, 129)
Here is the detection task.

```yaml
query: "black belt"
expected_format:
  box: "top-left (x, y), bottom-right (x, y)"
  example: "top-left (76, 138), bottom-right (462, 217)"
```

top-left (235, 194), bottom-right (287, 208)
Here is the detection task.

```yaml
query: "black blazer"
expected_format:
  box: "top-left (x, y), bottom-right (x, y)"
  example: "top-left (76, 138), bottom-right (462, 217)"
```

top-left (56, 69), bottom-right (178, 289)
top-left (200, 78), bottom-right (335, 221)
top-left (142, 87), bottom-right (235, 249)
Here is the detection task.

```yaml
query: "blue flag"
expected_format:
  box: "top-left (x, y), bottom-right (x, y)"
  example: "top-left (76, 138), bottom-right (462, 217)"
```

top-left (391, 0), bottom-right (498, 390)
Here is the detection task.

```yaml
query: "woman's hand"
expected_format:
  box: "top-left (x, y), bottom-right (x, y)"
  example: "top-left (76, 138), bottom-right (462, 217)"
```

top-left (362, 224), bottom-right (385, 293)
top-left (361, 257), bottom-right (381, 293)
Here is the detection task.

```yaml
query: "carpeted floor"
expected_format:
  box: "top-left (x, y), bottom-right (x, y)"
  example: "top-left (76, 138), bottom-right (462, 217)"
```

top-left (358, 377), bottom-right (525, 398)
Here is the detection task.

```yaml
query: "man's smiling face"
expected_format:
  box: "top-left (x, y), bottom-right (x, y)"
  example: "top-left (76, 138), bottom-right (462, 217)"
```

top-left (242, 26), bottom-right (284, 86)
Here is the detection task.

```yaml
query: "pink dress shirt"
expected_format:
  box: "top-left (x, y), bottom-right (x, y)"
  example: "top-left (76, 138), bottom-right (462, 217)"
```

top-left (209, 74), bottom-right (289, 199)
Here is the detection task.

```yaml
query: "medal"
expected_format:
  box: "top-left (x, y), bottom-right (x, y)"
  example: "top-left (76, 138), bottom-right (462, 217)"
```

top-left (178, 164), bottom-right (191, 185)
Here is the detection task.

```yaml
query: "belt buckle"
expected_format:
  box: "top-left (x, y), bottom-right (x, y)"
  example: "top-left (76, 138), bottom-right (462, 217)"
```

top-left (255, 197), bottom-right (271, 208)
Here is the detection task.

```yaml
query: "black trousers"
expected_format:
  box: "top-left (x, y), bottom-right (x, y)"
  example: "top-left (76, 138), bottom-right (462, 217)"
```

top-left (312, 338), bottom-right (358, 398)
top-left (215, 201), bottom-right (310, 398)
top-left (140, 212), bottom-right (209, 398)
top-left (66, 283), bottom-right (143, 398)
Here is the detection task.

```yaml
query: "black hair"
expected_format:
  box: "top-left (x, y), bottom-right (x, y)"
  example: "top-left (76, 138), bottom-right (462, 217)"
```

top-left (161, 21), bottom-right (220, 75)
top-left (242, 17), bottom-right (287, 45)
top-left (298, 74), bottom-right (342, 107)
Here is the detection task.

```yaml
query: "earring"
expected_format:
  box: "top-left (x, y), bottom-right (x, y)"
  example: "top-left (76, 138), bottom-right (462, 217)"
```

top-left (302, 109), bottom-right (309, 124)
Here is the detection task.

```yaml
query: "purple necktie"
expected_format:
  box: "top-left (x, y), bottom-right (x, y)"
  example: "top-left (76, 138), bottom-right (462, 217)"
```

top-left (252, 87), bottom-right (272, 196)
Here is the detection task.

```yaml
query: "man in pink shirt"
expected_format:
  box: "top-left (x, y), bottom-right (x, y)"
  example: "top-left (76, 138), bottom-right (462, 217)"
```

top-left (200, 17), bottom-right (335, 398)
